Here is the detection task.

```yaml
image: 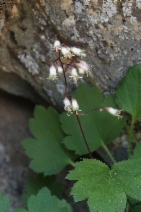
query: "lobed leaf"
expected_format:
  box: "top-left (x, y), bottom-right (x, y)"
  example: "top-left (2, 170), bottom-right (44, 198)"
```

top-left (27, 187), bottom-right (72, 212)
top-left (0, 188), bottom-right (72, 212)
top-left (22, 174), bottom-right (62, 205)
top-left (60, 84), bottom-right (125, 155)
top-left (30, 106), bottom-right (63, 144)
top-left (130, 143), bottom-right (141, 160)
top-left (22, 106), bottom-right (73, 176)
top-left (116, 65), bottom-right (141, 121)
top-left (67, 158), bottom-right (141, 212)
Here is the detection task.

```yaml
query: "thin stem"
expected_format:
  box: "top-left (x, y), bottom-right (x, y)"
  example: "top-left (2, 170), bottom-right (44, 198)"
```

top-left (58, 52), bottom-right (70, 97)
top-left (128, 118), bottom-right (135, 155)
top-left (58, 54), bottom-right (93, 158)
top-left (69, 160), bottom-right (75, 167)
top-left (75, 112), bottom-right (93, 159)
top-left (127, 199), bottom-right (134, 211)
top-left (101, 141), bottom-right (116, 163)
top-left (36, 0), bottom-right (66, 43)
top-left (125, 124), bottom-right (138, 144)
top-left (125, 203), bottom-right (130, 212)
top-left (79, 107), bottom-right (104, 116)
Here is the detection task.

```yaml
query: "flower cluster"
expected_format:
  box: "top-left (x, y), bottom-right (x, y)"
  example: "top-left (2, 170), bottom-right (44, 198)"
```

top-left (48, 40), bottom-right (91, 84)
top-left (63, 97), bottom-right (80, 115)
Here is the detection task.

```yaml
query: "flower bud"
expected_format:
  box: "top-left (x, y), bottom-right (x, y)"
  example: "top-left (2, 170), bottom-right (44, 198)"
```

top-left (69, 68), bottom-right (82, 84)
top-left (63, 97), bottom-right (72, 113)
top-left (48, 65), bottom-right (57, 81)
top-left (11, 4), bottom-right (19, 18)
top-left (57, 65), bottom-right (63, 73)
top-left (105, 107), bottom-right (121, 118)
top-left (70, 47), bottom-right (86, 57)
top-left (71, 67), bottom-right (78, 77)
top-left (78, 67), bottom-right (85, 74)
top-left (53, 40), bottom-right (61, 52)
top-left (71, 99), bottom-right (79, 112)
top-left (61, 47), bottom-right (73, 59)
top-left (75, 60), bottom-right (90, 76)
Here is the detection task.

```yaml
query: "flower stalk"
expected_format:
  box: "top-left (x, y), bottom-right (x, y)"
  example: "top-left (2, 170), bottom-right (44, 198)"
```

top-left (48, 40), bottom-right (93, 158)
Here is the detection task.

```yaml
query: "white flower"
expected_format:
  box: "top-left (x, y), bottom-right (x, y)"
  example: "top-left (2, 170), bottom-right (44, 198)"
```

top-left (70, 47), bottom-right (86, 57)
top-left (48, 65), bottom-right (57, 81)
top-left (75, 60), bottom-right (90, 76)
top-left (78, 67), bottom-right (85, 74)
top-left (105, 107), bottom-right (121, 118)
top-left (63, 97), bottom-right (72, 114)
top-left (61, 47), bottom-right (73, 59)
top-left (69, 68), bottom-right (82, 84)
top-left (57, 65), bottom-right (63, 73)
top-left (71, 99), bottom-right (79, 112)
top-left (53, 40), bottom-right (61, 52)
top-left (70, 67), bottom-right (78, 77)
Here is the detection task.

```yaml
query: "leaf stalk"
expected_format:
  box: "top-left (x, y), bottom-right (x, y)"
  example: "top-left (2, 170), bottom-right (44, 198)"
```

top-left (101, 141), bottom-right (116, 163)
top-left (128, 118), bottom-right (135, 155)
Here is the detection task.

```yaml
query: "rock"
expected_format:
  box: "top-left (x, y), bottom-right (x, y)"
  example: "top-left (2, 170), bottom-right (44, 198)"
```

top-left (0, 0), bottom-right (141, 108)
top-left (0, 90), bottom-right (34, 211)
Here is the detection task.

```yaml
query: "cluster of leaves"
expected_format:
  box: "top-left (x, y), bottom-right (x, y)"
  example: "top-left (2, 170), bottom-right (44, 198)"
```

top-left (0, 187), bottom-right (72, 212)
top-left (1, 65), bottom-right (141, 211)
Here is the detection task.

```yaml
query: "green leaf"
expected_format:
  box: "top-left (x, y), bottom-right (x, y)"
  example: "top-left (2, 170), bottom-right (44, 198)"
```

top-left (116, 65), bottom-right (141, 121)
top-left (60, 84), bottom-right (125, 155)
top-left (0, 192), bottom-right (10, 212)
top-left (101, 95), bottom-right (118, 108)
top-left (22, 106), bottom-right (73, 176)
top-left (27, 187), bottom-right (72, 212)
top-left (131, 206), bottom-right (141, 212)
top-left (58, 199), bottom-right (73, 212)
top-left (130, 143), bottom-right (141, 159)
top-left (128, 144), bottom-right (141, 205)
top-left (30, 106), bottom-right (63, 144)
top-left (22, 174), bottom-right (62, 205)
top-left (67, 159), bottom-right (141, 212)
top-left (0, 188), bottom-right (72, 212)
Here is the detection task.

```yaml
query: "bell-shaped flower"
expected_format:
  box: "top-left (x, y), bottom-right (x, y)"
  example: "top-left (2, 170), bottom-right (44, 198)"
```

top-left (61, 47), bottom-right (73, 59)
top-left (71, 98), bottom-right (79, 112)
top-left (70, 47), bottom-right (86, 57)
top-left (63, 97), bottom-right (72, 114)
top-left (53, 40), bottom-right (61, 52)
top-left (77, 67), bottom-right (85, 74)
top-left (48, 65), bottom-right (57, 81)
top-left (75, 60), bottom-right (90, 76)
top-left (105, 107), bottom-right (121, 118)
top-left (57, 65), bottom-right (63, 73)
top-left (69, 68), bottom-right (82, 84)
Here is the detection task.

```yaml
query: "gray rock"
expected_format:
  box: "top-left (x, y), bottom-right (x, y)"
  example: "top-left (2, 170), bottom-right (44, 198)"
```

top-left (0, 91), bottom-right (34, 211)
top-left (0, 0), bottom-right (141, 108)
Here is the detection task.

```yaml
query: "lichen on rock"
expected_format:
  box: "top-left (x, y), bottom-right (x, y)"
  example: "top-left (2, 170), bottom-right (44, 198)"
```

top-left (0, 0), bottom-right (141, 109)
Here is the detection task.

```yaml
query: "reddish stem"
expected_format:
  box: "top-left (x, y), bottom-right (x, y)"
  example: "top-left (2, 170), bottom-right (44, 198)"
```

top-left (75, 111), bottom-right (93, 158)
top-left (79, 107), bottom-right (104, 116)
top-left (57, 51), bottom-right (93, 159)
